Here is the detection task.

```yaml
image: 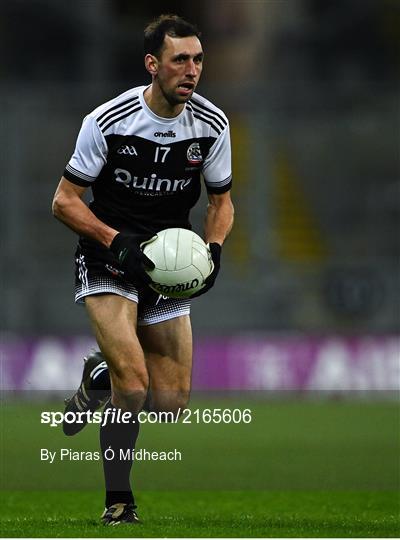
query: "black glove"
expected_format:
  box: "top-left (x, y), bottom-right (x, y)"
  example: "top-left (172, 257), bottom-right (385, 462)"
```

top-left (190, 242), bottom-right (221, 298)
top-left (110, 233), bottom-right (155, 287)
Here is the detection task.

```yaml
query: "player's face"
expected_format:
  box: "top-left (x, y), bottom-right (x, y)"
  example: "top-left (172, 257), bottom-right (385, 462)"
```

top-left (156, 35), bottom-right (203, 105)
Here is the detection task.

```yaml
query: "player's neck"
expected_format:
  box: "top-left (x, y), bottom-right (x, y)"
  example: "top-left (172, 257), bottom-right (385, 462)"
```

top-left (144, 85), bottom-right (185, 119)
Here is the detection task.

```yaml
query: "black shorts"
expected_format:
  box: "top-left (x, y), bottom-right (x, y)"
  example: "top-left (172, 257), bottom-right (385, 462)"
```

top-left (74, 247), bottom-right (190, 326)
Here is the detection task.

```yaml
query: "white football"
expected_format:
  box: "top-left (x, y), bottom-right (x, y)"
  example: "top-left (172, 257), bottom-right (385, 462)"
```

top-left (141, 228), bottom-right (214, 298)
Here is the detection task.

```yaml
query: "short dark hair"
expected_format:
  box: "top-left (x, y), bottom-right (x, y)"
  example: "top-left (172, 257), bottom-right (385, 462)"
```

top-left (144, 14), bottom-right (201, 58)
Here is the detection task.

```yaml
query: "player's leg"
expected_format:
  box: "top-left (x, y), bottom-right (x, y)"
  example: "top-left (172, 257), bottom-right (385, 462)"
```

top-left (84, 294), bottom-right (147, 524)
top-left (85, 294), bottom-right (148, 412)
top-left (64, 291), bottom-right (192, 433)
top-left (65, 311), bottom-right (193, 419)
top-left (138, 314), bottom-right (193, 416)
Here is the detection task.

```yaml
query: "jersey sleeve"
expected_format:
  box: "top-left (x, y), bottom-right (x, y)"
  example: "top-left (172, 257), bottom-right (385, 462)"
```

top-left (202, 124), bottom-right (232, 194)
top-left (63, 115), bottom-right (107, 187)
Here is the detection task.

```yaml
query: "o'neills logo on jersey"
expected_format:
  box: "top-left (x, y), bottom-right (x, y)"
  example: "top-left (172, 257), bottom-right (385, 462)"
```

top-left (187, 142), bottom-right (203, 165)
top-left (152, 279), bottom-right (199, 295)
top-left (154, 130), bottom-right (176, 138)
top-left (114, 168), bottom-right (191, 193)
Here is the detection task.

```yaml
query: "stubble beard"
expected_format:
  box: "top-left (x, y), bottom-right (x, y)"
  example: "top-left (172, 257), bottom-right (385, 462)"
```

top-left (160, 83), bottom-right (193, 107)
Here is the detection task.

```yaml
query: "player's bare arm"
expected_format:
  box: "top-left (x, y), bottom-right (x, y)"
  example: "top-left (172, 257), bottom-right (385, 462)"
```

top-left (53, 177), bottom-right (152, 286)
top-left (52, 176), bottom-right (118, 248)
top-left (204, 191), bottom-right (234, 246)
top-left (189, 191), bottom-right (233, 299)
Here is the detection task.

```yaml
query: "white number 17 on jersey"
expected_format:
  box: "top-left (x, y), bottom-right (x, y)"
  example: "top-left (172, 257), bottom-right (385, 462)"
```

top-left (154, 146), bottom-right (171, 163)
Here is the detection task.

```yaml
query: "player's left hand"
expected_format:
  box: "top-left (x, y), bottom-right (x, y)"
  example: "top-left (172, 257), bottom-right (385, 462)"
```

top-left (190, 242), bottom-right (221, 298)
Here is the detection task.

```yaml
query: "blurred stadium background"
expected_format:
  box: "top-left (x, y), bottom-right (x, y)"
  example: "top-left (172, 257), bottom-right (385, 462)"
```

top-left (0, 0), bottom-right (399, 535)
top-left (0, 0), bottom-right (398, 390)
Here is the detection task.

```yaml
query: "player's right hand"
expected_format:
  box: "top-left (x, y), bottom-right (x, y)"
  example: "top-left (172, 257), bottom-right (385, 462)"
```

top-left (110, 232), bottom-right (155, 287)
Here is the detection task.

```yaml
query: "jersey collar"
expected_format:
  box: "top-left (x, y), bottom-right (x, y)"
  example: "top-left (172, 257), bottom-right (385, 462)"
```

top-left (139, 86), bottom-right (187, 125)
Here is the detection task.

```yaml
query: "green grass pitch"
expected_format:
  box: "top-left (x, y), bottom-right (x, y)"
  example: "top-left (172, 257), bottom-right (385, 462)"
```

top-left (1, 397), bottom-right (399, 537)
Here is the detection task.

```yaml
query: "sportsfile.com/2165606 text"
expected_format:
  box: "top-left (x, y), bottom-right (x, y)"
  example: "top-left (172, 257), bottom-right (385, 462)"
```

top-left (40, 408), bottom-right (253, 427)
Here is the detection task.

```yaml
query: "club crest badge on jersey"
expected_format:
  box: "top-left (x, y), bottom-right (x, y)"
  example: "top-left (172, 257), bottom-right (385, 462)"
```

top-left (187, 142), bottom-right (203, 165)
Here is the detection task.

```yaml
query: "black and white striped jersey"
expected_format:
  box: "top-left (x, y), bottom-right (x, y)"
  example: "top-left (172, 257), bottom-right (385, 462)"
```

top-left (64, 85), bottom-right (232, 237)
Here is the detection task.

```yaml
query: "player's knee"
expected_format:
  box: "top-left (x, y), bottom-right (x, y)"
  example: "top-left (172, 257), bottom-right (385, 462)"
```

top-left (150, 389), bottom-right (190, 419)
top-left (112, 387), bottom-right (147, 414)
top-left (171, 392), bottom-right (190, 415)
top-left (111, 367), bottom-right (149, 413)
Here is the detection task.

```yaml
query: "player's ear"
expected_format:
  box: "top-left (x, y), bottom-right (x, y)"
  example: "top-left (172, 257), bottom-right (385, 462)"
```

top-left (145, 54), bottom-right (158, 76)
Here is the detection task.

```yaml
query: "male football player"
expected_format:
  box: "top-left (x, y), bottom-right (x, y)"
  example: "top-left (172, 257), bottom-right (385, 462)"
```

top-left (52, 14), bottom-right (234, 525)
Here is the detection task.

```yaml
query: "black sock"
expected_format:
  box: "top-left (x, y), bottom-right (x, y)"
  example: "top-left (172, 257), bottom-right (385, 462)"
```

top-left (100, 400), bottom-right (140, 507)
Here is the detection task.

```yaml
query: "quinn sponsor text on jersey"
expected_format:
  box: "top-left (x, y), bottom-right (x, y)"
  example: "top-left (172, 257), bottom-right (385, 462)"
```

top-left (64, 86), bottom-right (232, 239)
